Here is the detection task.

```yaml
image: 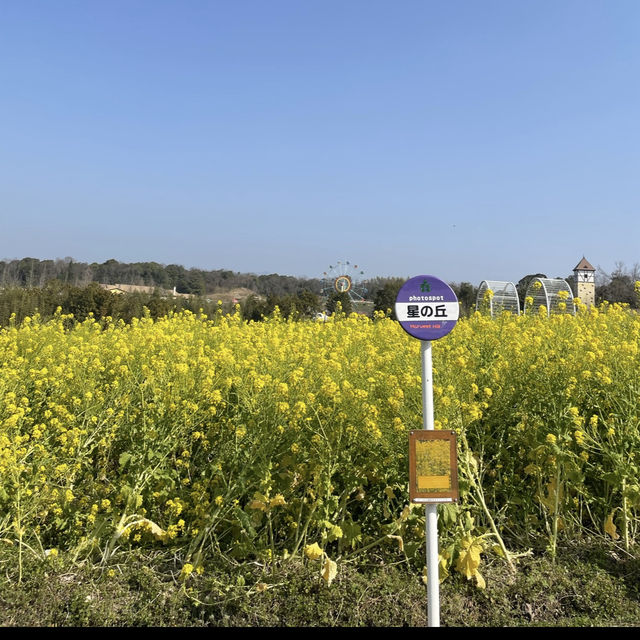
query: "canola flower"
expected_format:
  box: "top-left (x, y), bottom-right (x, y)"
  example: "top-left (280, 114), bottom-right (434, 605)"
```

top-left (1, 303), bottom-right (639, 586)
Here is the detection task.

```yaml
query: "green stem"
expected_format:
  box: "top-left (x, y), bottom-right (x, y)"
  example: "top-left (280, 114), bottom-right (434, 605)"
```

top-left (288, 501), bottom-right (318, 560)
top-left (460, 434), bottom-right (515, 571)
top-left (345, 524), bottom-right (401, 560)
top-left (267, 511), bottom-right (276, 574)
top-left (15, 483), bottom-right (23, 584)
top-left (550, 466), bottom-right (562, 563)
top-left (622, 478), bottom-right (630, 552)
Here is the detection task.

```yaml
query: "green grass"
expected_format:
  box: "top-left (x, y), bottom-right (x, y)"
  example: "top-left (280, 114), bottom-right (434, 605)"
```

top-left (1, 541), bottom-right (639, 627)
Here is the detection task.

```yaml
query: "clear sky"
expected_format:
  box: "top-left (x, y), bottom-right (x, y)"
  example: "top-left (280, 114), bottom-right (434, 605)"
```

top-left (2, 0), bottom-right (639, 284)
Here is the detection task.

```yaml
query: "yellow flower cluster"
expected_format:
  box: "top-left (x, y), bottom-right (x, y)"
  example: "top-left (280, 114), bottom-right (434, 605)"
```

top-left (1, 302), bottom-right (639, 582)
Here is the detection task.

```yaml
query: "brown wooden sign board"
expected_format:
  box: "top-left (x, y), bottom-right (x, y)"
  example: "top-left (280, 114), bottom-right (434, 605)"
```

top-left (409, 430), bottom-right (459, 503)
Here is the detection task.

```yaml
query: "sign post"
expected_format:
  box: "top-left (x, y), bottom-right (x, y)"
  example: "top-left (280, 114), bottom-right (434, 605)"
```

top-left (395, 275), bottom-right (459, 628)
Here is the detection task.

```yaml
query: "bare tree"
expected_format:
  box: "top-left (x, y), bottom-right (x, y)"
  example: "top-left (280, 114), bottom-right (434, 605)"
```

top-left (596, 262), bottom-right (640, 307)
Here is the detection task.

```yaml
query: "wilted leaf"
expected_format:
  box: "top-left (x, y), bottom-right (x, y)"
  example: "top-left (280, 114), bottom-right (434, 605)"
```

top-left (438, 550), bottom-right (450, 583)
top-left (321, 556), bottom-right (337, 586)
top-left (399, 505), bottom-right (412, 522)
top-left (115, 517), bottom-right (165, 540)
top-left (269, 494), bottom-right (286, 508)
top-left (304, 542), bottom-right (323, 560)
top-left (455, 534), bottom-right (483, 583)
top-left (604, 512), bottom-right (619, 540)
top-left (248, 492), bottom-right (269, 511)
top-left (145, 519), bottom-right (166, 538)
top-left (538, 476), bottom-right (563, 514)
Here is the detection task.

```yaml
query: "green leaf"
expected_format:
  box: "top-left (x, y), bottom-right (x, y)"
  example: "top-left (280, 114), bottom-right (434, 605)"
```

top-left (404, 541), bottom-right (421, 560)
top-left (623, 483), bottom-right (640, 504)
top-left (235, 506), bottom-right (257, 539)
top-left (342, 521), bottom-right (362, 548)
top-left (603, 472), bottom-right (622, 486)
top-left (119, 452), bottom-right (132, 468)
top-left (441, 503), bottom-right (458, 526)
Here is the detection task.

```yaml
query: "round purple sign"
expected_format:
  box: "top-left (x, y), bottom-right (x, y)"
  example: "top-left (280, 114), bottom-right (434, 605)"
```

top-left (395, 275), bottom-right (459, 341)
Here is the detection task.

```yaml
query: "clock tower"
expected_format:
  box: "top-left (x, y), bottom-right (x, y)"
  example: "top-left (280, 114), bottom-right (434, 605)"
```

top-left (573, 257), bottom-right (596, 307)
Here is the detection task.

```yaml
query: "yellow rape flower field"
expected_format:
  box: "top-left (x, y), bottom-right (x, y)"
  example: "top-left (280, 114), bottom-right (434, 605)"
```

top-left (1, 303), bottom-right (639, 597)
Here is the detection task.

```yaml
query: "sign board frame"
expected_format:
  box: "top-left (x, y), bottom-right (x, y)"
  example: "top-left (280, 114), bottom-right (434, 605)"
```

top-left (409, 430), bottom-right (459, 504)
top-left (395, 275), bottom-right (459, 342)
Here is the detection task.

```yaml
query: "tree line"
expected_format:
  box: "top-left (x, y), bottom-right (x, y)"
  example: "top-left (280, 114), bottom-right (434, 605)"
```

top-left (0, 257), bottom-right (324, 298)
top-left (0, 280), bottom-right (480, 328)
top-left (1, 257), bottom-right (636, 327)
top-left (0, 281), bottom-right (228, 327)
top-left (0, 258), bottom-right (479, 321)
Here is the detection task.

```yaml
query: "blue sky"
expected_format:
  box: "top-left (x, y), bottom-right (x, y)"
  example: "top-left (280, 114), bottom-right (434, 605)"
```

top-left (2, 1), bottom-right (639, 284)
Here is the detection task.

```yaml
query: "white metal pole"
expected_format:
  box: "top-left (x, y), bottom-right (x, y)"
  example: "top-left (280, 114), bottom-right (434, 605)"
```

top-left (421, 340), bottom-right (434, 431)
top-left (421, 340), bottom-right (440, 627)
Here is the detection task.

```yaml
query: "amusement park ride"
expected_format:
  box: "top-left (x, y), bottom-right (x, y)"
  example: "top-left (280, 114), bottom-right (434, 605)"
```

top-left (321, 261), bottom-right (372, 312)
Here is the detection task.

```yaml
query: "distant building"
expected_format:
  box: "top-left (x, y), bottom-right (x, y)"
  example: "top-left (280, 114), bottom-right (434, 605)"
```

top-left (573, 257), bottom-right (596, 307)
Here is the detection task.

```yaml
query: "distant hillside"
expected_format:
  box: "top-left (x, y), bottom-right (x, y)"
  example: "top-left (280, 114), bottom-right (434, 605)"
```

top-left (0, 257), bottom-right (484, 311)
top-left (0, 257), bottom-right (324, 298)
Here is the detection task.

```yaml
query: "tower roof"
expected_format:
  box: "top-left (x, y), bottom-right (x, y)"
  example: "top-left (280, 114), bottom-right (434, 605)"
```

top-left (573, 257), bottom-right (595, 272)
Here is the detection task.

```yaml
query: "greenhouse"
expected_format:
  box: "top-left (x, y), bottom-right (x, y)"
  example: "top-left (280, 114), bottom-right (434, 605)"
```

top-left (524, 277), bottom-right (575, 316)
top-left (475, 281), bottom-right (520, 316)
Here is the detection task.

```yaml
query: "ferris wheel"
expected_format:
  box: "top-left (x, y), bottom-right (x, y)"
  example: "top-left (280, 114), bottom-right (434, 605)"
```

top-left (321, 261), bottom-right (369, 303)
